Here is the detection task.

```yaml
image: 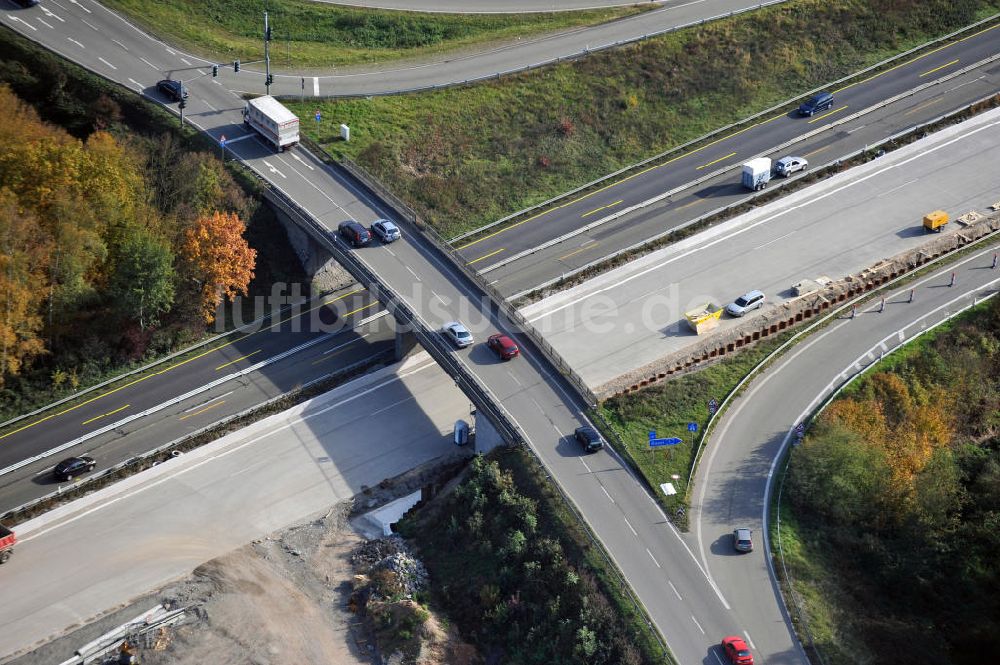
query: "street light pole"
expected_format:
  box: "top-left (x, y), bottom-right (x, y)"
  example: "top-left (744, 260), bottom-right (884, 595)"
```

top-left (264, 10), bottom-right (271, 95)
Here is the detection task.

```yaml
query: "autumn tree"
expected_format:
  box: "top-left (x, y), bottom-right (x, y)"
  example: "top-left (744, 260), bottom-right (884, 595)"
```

top-left (180, 210), bottom-right (256, 323)
top-left (107, 227), bottom-right (175, 330)
top-left (0, 188), bottom-right (49, 387)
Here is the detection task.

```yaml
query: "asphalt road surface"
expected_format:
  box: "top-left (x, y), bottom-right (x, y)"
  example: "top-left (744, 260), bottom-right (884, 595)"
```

top-left (691, 243), bottom-right (1000, 663)
top-left (315, 0), bottom-right (668, 12)
top-left (521, 107), bottom-right (1000, 389)
top-left (0, 354), bottom-right (471, 660)
top-left (1, 0), bottom-right (782, 96)
top-left (458, 25), bottom-right (1000, 289)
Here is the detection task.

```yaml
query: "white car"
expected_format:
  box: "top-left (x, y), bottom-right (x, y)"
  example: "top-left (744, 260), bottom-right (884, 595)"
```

top-left (443, 321), bottom-right (473, 348)
top-left (774, 156), bottom-right (808, 177)
top-left (726, 290), bottom-right (765, 317)
top-left (370, 219), bottom-right (400, 243)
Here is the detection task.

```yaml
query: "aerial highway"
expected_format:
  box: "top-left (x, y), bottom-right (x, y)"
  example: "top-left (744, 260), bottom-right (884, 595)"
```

top-left (3, 2), bottom-right (997, 663)
top-left (1, 2), bottom-right (762, 663)
top-left (691, 243), bottom-right (1000, 663)
top-left (2, 0), bottom-right (782, 97)
top-left (456, 23), bottom-right (1000, 291)
top-left (522, 107), bottom-right (1000, 388)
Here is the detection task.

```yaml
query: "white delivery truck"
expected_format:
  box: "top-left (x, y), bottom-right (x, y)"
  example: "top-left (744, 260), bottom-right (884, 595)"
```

top-left (243, 95), bottom-right (299, 151)
top-left (741, 157), bottom-right (771, 191)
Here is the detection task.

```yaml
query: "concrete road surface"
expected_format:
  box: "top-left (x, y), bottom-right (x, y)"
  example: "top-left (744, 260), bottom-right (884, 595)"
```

top-left (522, 107), bottom-right (1000, 389)
top-left (0, 354), bottom-right (470, 661)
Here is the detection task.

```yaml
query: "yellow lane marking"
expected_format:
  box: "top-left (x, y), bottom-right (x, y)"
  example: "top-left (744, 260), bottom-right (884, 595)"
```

top-left (0, 288), bottom-right (368, 442)
top-left (215, 350), bottom-right (261, 371)
top-left (456, 115), bottom-right (782, 251)
top-left (81, 404), bottom-right (129, 426)
top-left (919, 58), bottom-right (959, 77)
top-left (179, 400), bottom-right (226, 421)
top-left (673, 199), bottom-right (702, 212)
top-left (312, 347), bottom-right (349, 365)
top-left (558, 241), bottom-right (600, 262)
top-left (467, 248), bottom-right (505, 265)
top-left (344, 302), bottom-right (380, 318)
top-left (835, 23), bottom-right (997, 94)
top-left (807, 106), bottom-right (848, 124)
top-left (803, 145), bottom-right (832, 158)
top-left (581, 199), bottom-right (623, 218)
top-left (904, 97), bottom-right (944, 116)
top-left (696, 152), bottom-right (737, 170)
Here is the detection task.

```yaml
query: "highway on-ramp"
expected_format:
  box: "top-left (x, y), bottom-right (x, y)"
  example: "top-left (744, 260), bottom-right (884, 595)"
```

top-left (690, 243), bottom-right (1000, 663)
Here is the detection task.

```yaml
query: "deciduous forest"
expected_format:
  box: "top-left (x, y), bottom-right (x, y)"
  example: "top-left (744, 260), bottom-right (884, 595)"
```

top-left (0, 84), bottom-right (255, 404)
top-left (787, 297), bottom-right (1000, 663)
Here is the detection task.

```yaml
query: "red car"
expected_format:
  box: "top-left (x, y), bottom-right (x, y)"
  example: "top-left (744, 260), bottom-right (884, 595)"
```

top-left (486, 334), bottom-right (519, 360)
top-left (721, 636), bottom-right (753, 665)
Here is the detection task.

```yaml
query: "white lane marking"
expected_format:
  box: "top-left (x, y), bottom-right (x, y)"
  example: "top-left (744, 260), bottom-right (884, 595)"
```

top-left (165, 46), bottom-right (175, 55)
top-left (7, 16), bottom-right (38, 31)
top-left (112, 39), bottom-right (128, 50)
top-left (846, 124), bottom-right (867, 133)
top-left (182, 391), bottom-right (233, 413)
top-left (261, 160), bottom-right (286, 179)
top-left (579, 458), bottom-right (592, 473)
top-left (691, 615), bottom-right (705, 635)
top-left (291, 152), bottom-right (314, 170)
top-left (127, 78), bottom-right (143, 91)
top-left (528, 118), bottom-right (1000, 324)
top-left (406, 266), bottom-right (419, 279)
top-left (744, 630), bottom-right (756, 649)
top-left (600, 486), bottom-right (614, 503)
top-left (180, 57), bottom-right (191, 66)
top-left (140, 56), bottom-right (157, 70)
top-left (668, 580), bottom-right (683, 600)
top-left (370, 394), bottom-right (416, 418)
top-left (433, 293), bottom-right (447, 307)
top-left (81, 17), bottom-right (97, 30)
top-left (37, 17), bottom-right (53, 29)
top-left (21, 360), bottom-right (439, 542)
top-left (67, 37), bottom-right (85, 48)
top-left (68, 0), bottom-right (91, 13)
top-left (98, 57), bottom-right (117, 70)
top-left (385, 248), bottom-right (396, 258)
top-left (622, 516), bottom-right (637, 537)
top-left (322, 333), bottom-right (369, 355)
top-left (877, 178), bottom-right (918, 198)
top-left (509, 372), bottom-right (521, 386)
top-left (947, 75), bottom-right (985, 93)
top-left (753, 230), bottom-right (794, 251)
top-left (313, 77), bottom-right (319, 96)
top-left (40, 5), bottom-right (64, 21)
top-left (552, 424), bottom-right (562, 437)
top-left (646, 548), bottom-right (661, 568)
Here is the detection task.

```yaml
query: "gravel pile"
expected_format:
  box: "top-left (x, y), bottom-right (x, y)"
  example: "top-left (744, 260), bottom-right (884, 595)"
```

top-left (352, 536), bottom-right (428, 599)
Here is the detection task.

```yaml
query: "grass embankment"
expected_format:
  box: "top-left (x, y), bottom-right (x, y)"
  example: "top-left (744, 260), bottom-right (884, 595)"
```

top-left (100, 0), bottom-right (648, 69)
top-left (775, 295), bottom-right (1000, 663)
top-left (594, 332), bottom-right (792, 522)
top-left (399, 449), bottom-right (669, 665)
top-left (295, 0), bottom-right (1000, 237)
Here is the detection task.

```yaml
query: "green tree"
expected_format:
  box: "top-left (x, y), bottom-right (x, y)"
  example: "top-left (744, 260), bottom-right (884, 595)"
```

top-left (108, 227), bottom-right (175, 329)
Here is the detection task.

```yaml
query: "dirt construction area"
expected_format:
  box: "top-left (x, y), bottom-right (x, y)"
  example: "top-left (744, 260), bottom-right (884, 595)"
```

top-left (8, 458), bottom-right (471, 665)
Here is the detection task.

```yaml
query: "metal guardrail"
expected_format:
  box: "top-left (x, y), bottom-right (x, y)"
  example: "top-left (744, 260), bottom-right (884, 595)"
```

top-left (511, 88), bottom-right (1000, 301)
top-left (324, 147), bottom-right (598, 408)
top-left (1, 350), bottom-right (392, 522)
top-left (257, 171), bottom-right (528, 445)
top-left (446, 12), bottom-right (1000, 246)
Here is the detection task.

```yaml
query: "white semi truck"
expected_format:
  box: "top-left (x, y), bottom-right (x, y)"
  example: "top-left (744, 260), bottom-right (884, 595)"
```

top-left (243, 95), bottom-right (299, 151)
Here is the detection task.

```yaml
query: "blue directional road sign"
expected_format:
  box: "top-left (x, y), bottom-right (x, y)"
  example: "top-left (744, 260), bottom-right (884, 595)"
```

top-left (687, 422), bottom-right (698, 432)
top-left (315, 110), bottom-right (322, 123)
top-left (649, 431), bottom-right (682, 447)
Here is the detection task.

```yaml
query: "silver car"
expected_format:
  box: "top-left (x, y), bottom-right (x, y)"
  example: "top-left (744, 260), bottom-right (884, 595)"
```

top-left (775, 155), bottom-right (808, 177)
top-left (370, 219), bottom-right (400, 243)
top-left (733, 527), bottom-right (753, 552)
top-left (443, 321), bottom-right (473, 348)
top-left (726, 290), bottom-right (765, 317)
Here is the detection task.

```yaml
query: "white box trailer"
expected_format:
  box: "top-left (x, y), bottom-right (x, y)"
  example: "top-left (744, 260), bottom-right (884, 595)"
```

top-left (243, 95), bottom-right (299, 151)
top-left (741, 157), bottom-right (771, 191)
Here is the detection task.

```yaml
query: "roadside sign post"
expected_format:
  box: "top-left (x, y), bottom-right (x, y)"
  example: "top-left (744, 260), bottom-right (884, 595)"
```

top-left (315, 110), bottom-right (321, 124)
top-left (687, 422), bottom-right (698, 433)
top-left (220, 135), bottom-right (226, 161)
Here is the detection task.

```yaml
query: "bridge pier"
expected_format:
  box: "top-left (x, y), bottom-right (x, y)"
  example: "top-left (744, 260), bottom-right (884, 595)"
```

top-left (471, 411), bottom-right (503, 454)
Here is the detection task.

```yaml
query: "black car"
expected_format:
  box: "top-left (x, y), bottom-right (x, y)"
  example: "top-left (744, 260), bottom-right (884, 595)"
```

top-left (574, 426), bottom-right (605, 453)
top-left (156, 79), bottom-right (188, 102)
top-left (12, 0), bottom-right (40, 7)
top-left (338, 220), bottom-right (371, 248)
top-left (53, 456), bottom-right (96, 481)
